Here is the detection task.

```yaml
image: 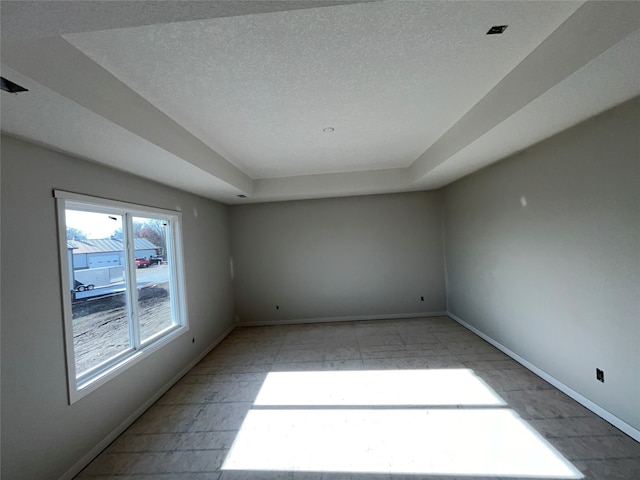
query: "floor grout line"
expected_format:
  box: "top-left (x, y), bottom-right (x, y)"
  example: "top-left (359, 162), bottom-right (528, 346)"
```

top-left (74, 316), bottom-right (640, 480)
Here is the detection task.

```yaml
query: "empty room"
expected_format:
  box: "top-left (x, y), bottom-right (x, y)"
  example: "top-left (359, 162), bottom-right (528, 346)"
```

top-left (1, 1), bottom-right (639, 480)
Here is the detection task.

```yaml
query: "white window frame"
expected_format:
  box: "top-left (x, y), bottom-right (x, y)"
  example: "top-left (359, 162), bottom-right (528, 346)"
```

top-left (54, 190), bottom-right (189, 404)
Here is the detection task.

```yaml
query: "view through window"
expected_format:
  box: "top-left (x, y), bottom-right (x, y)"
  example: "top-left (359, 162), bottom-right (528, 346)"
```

top-left (56, 191), bottom-right (187, 402)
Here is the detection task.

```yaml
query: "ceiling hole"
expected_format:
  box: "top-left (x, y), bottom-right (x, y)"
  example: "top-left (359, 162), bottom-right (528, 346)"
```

top-left (487, 25), bottom-right (508, 35)
top-left (1, 77), bottom-right (29, 94)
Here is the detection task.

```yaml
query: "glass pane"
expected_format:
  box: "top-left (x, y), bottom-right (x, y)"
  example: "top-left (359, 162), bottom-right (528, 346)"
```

top-left (132, 216), bottom-right (175, 343)
top-left (65, 209), bottom-right (131, 377)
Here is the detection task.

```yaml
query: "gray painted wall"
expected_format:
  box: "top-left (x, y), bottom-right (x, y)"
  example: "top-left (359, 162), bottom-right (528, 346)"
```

top-left (230, 191), bottom-right (447, 324)
top-left (443, 98), bottom-right (640, 431)
top-left (3, 97), bottom-right (638, 478)
top-left (0, 135), bottom-right (235, 480)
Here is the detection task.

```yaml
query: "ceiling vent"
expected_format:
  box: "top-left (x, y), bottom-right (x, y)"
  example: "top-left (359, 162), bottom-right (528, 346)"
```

top-left (487, 25), bottom-right (508, 35)
top-left (1, 77), bottom-right (29, 94)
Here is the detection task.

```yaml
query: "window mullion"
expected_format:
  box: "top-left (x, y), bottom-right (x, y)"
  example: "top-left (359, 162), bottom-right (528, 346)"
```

top-left (124, 213), bottom-right (141, 349)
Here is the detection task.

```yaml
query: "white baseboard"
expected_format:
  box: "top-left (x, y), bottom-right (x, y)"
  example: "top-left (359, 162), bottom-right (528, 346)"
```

top-left (58, 323), bottom-right (236, 480)
top-left (448, 312), bottom-right (640, 443)
top-left (237, 311), bottom-right (448, 327)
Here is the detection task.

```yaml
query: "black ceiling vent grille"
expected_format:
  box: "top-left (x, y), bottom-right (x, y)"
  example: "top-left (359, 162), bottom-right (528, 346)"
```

top-left (1, 77), bottom-right (29, 94)
top-left (487, 25), bottom-right (508, 35)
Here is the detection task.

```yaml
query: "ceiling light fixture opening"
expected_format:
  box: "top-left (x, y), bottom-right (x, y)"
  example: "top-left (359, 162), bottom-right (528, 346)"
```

top-left (323, 127), bottom-right (335, 133)
top-left (1, 77), bottom-right (29, 94)
top-left (487, 25), bottom-right (508, 35)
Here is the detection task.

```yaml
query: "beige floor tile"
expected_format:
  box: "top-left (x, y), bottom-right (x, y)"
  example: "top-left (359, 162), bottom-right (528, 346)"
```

top-left (106, 433), bottom-right (176, 453)
top-left (360, 355), bottom-right (464, 369)
top-left (574, 457), bottom-right (640, 480)
top-left (460, 358), bottom-right (518, 371)
top-left (156, 382), bottom-right (220, 405)
top-left (444, 341), bottom-right (500, 354)
top-left (553, 434), bottom-right (640, 460)
top-left (397, 332), bottom-right (441, 345)
top-left (529, 417), bottom-right (627, 438)
top-left (188, 402), bottom-right (252, 432)
top-left (474, 367), bottom-right (555, 392)
top-left (322, 359), bottom-right (365, 370)
top-left (433, 330), bottom-right (481, 342)
top-left (275, 348), bottom-right (327, 363)
top-left (81, 450), bottom-right (226, 475)
top-left (205, 351), bottom-right (278, 366)
top-left (107, 431), bottom-right (236, 453)
top-left (180, 371), bottom-right (268, 384)
top-left (323, 346), bottom-right (362, 361)
top-left (499, 388), bottom-right (593, 420)
top-left (126, 404), bottom-right (205, 434)
top-left (354, 325), bottom-right (399, 335)
top-left (188, 362), bottom-right (272, 375)
top-left (360, 344), bottom-right (450, 359)
top-left (209, 381), bottom-right (265, 402)
top-left (222, 335), bottom-right (284, 347)
top-left (271, 360), bottom-right (325, 371)
top-left (280, 336), bottom-right (359, 349)
top-left (356, 333), bottom-right (405, 347)
top-left (75, 317), bottom-right (638, 479)
top-left (455, 351), bottom-right (511, 362)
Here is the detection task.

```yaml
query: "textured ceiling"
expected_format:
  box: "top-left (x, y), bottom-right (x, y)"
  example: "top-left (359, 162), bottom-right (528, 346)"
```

top-left (1, 1), bottom-right (639, 204)
top-left (62, 1), bottom-right (580, 179)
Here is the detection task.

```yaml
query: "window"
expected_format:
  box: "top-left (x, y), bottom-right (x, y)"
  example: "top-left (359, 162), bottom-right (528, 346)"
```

top-left (55, 191), bottom-right (188, 403)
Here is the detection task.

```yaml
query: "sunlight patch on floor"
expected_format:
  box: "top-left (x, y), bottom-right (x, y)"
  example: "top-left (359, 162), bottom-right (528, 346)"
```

top-left (254, 369), bottom-right (506, 406)
top-left (223, 370), bottom-right (583, 478)
top-left (223, 408), bottom-right (581, 477)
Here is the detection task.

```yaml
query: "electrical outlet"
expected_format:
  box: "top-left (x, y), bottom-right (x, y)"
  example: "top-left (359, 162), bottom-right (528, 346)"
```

top-left (596, 368), bottom-right (604, 383)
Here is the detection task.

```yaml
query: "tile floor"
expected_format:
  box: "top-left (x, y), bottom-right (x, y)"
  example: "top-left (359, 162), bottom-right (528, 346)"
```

top-left (75, 316), bottom-right (640, 480)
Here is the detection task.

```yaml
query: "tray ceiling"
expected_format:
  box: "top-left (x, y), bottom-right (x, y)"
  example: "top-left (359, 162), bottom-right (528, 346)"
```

top-left (1, 1), bottom-right (639, 204)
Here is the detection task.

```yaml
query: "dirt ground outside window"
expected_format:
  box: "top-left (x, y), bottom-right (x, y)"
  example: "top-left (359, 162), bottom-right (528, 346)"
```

top-left (71, 266), bottom-right (174, 375)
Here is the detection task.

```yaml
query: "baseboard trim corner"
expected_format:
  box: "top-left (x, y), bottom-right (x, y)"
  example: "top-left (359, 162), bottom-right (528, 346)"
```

top-left (447, 312), bottom-right (640, 443)
top-left (58, 323), bottom-right (236, 480)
